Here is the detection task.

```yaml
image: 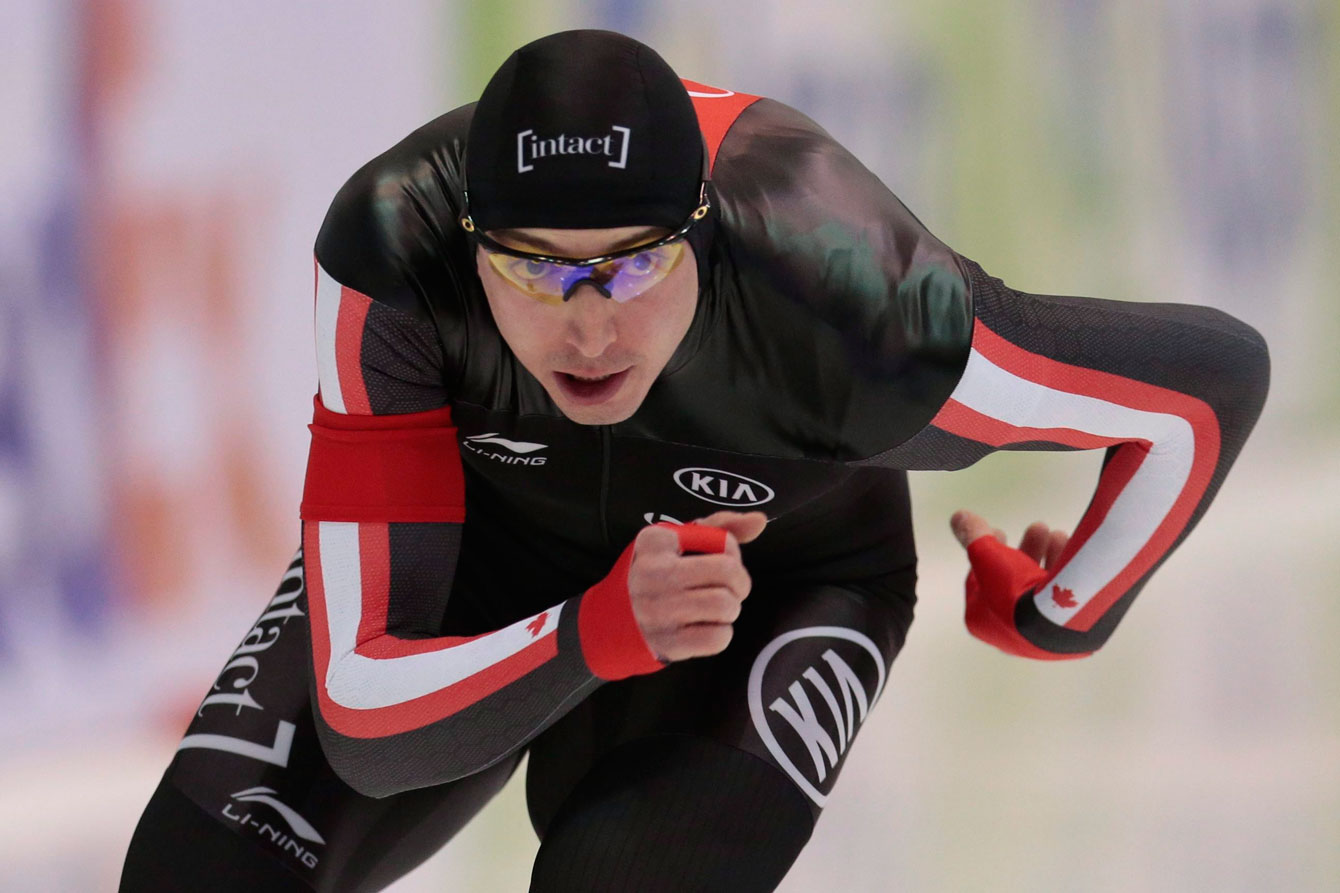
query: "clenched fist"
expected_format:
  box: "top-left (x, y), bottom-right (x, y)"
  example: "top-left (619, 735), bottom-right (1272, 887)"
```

top-left (629, 510), bottom-right (767, 662)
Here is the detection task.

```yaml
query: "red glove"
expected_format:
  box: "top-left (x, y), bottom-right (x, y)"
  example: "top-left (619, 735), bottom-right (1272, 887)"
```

top-left (964, 537), bottom-right (1090, 661)
top-left (578, 523), bottom-right (729, 680)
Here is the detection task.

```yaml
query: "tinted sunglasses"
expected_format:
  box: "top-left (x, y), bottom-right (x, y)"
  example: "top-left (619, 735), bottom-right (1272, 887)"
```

top-left (459, 184), bottom-right (710, 305)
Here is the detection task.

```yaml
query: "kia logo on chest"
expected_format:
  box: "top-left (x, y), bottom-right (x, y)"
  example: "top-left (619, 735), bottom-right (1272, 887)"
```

top-left (673, 467), bottom-right (775, 507)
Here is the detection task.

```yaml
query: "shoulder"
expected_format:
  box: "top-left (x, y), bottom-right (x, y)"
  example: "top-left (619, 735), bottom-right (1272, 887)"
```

top-left (702, 94), bottom-right (972, 448)
top-left (314, 103), bottom-right (476, 321)
top-left (711, 96), bottom-right (935, 243)
top-left (710, 95), bottom-right (970, 350)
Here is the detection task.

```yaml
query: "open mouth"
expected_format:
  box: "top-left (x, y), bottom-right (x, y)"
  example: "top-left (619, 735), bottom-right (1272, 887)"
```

top-left (554, 368), bottom-right (632, 405)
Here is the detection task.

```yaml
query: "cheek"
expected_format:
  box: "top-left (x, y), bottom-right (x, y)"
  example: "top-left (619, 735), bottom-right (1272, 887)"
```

top-left (626, 302), bottom-right (684, 359)
top-left (642, 266), bottom-right (698, 351)
top-left (498, 304), bottom-right (554, 363)
top-left (480, 274), bottom-right (551, 360)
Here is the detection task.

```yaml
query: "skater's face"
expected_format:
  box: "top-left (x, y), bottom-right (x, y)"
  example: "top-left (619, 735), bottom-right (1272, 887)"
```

top-left (476, 225), bottom-right (699, 425)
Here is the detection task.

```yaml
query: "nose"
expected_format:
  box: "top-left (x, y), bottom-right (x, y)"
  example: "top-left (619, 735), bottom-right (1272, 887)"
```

top-left (564, 283), bottom-right (617, 358)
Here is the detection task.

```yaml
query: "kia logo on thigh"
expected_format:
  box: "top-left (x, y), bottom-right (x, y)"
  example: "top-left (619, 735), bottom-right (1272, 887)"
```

top-left (747, 627), bottom-right (886, 807)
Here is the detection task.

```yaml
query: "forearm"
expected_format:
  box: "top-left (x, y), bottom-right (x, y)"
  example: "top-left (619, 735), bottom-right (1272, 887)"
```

top-left (302, 518), bottom-right (664, 798)
top-left (303, 523), bottom-right (592, 795)
top-left (873, 258), bottom-right (1270, 656)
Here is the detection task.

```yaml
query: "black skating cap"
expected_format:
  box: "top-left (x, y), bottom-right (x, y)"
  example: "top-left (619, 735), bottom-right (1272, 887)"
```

top-left (465, 30), bottom-right (704, 232)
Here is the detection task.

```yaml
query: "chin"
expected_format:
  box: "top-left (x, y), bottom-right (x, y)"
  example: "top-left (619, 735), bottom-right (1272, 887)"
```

top-left (554, 397), bottom-right (640, 426)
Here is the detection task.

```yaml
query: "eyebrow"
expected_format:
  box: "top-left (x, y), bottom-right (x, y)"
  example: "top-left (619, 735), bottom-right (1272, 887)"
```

top-left (494, 227), bottom-right (666, 255)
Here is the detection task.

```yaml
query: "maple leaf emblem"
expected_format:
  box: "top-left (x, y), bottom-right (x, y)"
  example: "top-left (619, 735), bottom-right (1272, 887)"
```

top-left (526, 612), bottom-right (549, 637)
top-left (1051, 585), bottom-right (1077, 609)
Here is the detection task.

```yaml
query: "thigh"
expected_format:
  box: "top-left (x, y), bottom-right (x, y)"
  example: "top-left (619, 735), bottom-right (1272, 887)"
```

top-left (525, 575), bottom-right (914, 891)
top-left (121, 547), bottom-right (519, 893)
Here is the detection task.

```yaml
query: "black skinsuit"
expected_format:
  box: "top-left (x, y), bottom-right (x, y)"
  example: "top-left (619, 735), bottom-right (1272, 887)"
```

top-left (122, 85), bottom-right (1269, 893)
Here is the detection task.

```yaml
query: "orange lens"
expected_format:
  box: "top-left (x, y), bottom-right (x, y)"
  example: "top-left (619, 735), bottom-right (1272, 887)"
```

top-left (485, 241), bottom-right (686, 304)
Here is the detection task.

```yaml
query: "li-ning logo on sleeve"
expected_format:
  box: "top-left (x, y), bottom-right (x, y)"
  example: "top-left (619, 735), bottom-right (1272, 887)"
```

top-left (517, 126), bottom-right (631, 172)
top-left (221, 786), bottom-right (325, 869)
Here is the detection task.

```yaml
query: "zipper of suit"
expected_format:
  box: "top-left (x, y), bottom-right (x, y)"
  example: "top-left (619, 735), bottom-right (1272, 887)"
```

top-left (598, 425), bottom-right (613, 549)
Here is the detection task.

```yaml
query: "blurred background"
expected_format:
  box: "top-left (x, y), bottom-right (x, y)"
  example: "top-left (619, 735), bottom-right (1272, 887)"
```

top-left (1, 0), bottom-right (1336, 890)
